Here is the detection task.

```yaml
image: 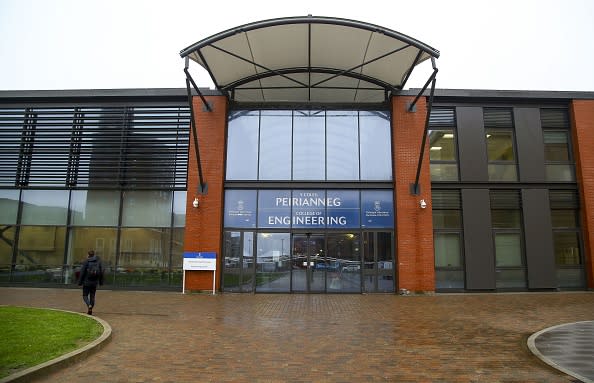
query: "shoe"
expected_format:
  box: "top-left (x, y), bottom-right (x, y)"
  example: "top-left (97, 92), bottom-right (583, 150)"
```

top-left (87, 305), bottom-right (93, 315)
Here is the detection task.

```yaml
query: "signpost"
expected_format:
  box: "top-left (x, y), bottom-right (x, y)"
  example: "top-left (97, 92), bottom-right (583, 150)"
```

top-left (183, 252), bottom-right (217, 295)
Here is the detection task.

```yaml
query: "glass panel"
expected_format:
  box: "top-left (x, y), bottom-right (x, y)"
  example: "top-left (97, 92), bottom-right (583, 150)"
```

top-left (361, 190), bottom-right (394, 228)
top-left (21, 190), bottom-right (69, 225)
top-left (488, 164), bottom-right (518, 181)
top-left (258, 190), bottom-right (291, 229)
top-left (224, 190), bottom-right (257, 228)
top-left (429, 130), bottom-right (457, 161)
top-left (256, 232), bottom-right (290, 292)
top-left (122, 190), bottom-right (172, 227)
top-left (557, 268), bottom-right (585, 288)
top-left (0, 189), bottom-right (20, 224)
top-left (432, 210), bottom-right (461, 229)
top-left (435, 269), bottom-right (465, 289)
top-left (117, 228), bottom-right (171, 287)
top-left (360, 112), bottom-right (392, 181)
top-left (291, 234), bottom-right (325, 292)
top-left (376, 232), bottom-right (394, 293)
top-left (430, 163), bottom-right (459, 181)
top-left (327, 111), bottom-right (359, 180)
top-left (291, 190), bottom-right (326, 229)
top-left (14, 226), bottom-right (66, 283)
top-left (68, 227), bottom-right (118, 285)
top-left (223, 231), bottom-right (242, 292)
top-left (70, 190), bottom-right (120, 226)
top-left (226, 111), bottom-right (259, 180)
top-left (242, 232), bottom-right (255, 291)
top-left (486, 130), bottom-right (515, 161)
top-left (327, 233), bottom-right (361, 293)
top-left (170, 228), bottom-right (184, 286)
top-left (0, 226), bottom-right (16, 282)
top-left (496, 269), bottom-right (526, 289)
top-left (551, 210), bottom-right (579, 228)
top-left (173, 191), bottom-right (186, 227)
top-left (554, 232), bottom-right (581, 265)
top-left (544, 131), bottom-right (570, 161)
top-left (494, 233), bottom-right (522, 267)
top-left (259, 111), bottom-right (292, 180)
top-left (492, 210), bottom-right (521, 228)
top-left (434, 233), bottom-right (461, 267)
top-left (293, 110), bottom-right (325, 180)
top-left (327, 190), bottom-right (360, 229)
top-left (545, 164), bottom-right (575, 182)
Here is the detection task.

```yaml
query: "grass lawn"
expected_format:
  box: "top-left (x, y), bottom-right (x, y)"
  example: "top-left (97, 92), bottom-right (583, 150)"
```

top-left (0, 306), bottom-right (103, 379)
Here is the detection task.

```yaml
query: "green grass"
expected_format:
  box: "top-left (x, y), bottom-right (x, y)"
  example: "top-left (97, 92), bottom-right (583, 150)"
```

top-left (0, 306), bottom-right (103, 379)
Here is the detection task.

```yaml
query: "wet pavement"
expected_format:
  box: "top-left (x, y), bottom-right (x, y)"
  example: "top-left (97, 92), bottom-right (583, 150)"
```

top-left (1, 287), bottom-right (593, 383)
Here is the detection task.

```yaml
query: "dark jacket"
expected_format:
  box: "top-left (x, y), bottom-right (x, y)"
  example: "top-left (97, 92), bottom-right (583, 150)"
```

top-left (78, 255), bottom-right (104, 287)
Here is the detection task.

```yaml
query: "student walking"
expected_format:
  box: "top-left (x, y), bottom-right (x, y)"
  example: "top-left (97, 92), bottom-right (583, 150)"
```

top-left (78, 250), bottom-right (104, 315)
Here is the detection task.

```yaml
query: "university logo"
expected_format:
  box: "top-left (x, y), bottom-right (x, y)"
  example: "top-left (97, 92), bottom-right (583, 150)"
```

top-left (374, 200), bottom-right (382, 212)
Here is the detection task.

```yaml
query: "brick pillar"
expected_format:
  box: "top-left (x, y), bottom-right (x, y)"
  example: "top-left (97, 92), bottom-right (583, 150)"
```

top-left (184, 95), bottom-right (227, 292)
top-left (392, 96), bottom-right (435, 293)
top-left (570, 99), bottom-right (594, 289)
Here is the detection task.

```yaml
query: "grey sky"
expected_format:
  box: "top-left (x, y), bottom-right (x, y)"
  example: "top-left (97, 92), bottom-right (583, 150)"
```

top-left (1, 0), bottom-right (593, 92)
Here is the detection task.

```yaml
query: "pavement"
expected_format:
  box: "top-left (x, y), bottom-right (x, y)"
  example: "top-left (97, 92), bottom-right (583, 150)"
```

top-left (0, 287), bottom-right (593, 383)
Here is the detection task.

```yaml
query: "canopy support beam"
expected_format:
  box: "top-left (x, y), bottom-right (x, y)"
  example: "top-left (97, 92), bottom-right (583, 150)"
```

top-left (410, 58), bottom-right (438, 196)
top-left (184, 57), bottom-right (209, 194)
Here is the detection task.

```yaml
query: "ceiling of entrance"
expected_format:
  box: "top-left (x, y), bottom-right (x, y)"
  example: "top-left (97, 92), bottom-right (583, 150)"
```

top-left (180, 16), bottom-right (440, 104)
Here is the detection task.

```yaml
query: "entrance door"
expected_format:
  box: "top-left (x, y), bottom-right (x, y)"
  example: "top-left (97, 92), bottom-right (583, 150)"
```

top-left (363, 232), bottom-right (395, 293)
top-left (291, 234), bottom-right (325, 292)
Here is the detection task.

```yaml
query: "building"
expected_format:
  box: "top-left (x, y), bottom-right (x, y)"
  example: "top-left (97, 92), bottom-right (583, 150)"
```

top-left (1, 16), bottom-right (593, 293)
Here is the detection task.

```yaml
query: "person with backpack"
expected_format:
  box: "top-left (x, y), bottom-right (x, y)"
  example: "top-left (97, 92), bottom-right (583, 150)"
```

top-left (78, 250), bottom-right (104, 315)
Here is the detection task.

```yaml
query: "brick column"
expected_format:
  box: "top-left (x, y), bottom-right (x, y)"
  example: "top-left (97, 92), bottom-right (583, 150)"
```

top-left (392, 96), bottom-right (435, 293)
top-left (570, 99), bottom-right (594, 289)
top-left (183, 96), bottom-right (227, 292)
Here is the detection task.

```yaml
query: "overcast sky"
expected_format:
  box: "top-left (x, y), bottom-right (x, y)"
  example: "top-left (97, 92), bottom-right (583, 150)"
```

top-left (1, 0), bottom-right (593, 92)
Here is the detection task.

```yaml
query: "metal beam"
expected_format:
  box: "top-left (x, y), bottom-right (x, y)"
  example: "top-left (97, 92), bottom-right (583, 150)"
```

top-left (407, 57), bottom-right (438, 112)
top-left (184, 67), bottom-right (207, 194)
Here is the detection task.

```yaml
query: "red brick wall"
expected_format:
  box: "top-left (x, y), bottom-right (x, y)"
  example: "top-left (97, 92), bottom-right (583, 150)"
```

top-left (183, 96), bottom-right (228, 292)
top-left (392, 96), bottom-right (435, 292)
top-left (570, 100), bottom-right (594, 289)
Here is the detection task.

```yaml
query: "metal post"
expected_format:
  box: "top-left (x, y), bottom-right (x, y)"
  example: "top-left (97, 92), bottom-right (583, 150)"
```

top-left (410, 75), bottom-right (437, 195)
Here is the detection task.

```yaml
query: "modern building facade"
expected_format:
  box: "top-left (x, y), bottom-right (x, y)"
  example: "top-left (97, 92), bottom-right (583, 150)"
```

top-left (1, 16), bottom-right (593, 293)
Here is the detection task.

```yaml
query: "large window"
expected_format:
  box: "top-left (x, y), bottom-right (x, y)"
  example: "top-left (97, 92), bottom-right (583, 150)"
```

top-left (429, 108), bottom-right (459, 181)
top-left (490, 190), bottom-right (525, 289)
top-left (226, 110), bottom-right (392, 182)
top-left (484, 108), bottom-right (518, 182)
top-left (541, 109), bottom-right (575, 182)
top-left (432, 190), bottom-right (464, 289)
top-left (550, 190), bottom-right (584, 288)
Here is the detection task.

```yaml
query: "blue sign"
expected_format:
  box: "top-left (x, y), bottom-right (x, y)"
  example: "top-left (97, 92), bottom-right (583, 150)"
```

top-left (258, 190), bottom-right (291, 228)
top-left (224, 190), bottom-right (257, 228)
top-left (327, 190), bottom-right (359, 228)
top-left (291, 190), bottom-right (326, 228)
top-left (361, 190), bottom-right (394, 228)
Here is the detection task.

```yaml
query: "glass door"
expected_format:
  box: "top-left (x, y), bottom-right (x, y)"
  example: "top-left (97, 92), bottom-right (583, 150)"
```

top-left (326, 233), bottom-right (361, 292)
top-left (291, 233), bottom-right (325, 292)
top-left (363, 232), bottom-right (395, 293)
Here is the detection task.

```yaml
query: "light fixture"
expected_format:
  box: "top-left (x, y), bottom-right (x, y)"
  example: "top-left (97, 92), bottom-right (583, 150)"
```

top-left (419, 199), bottom-right (427, 209)
top-left (192, 197), bottom-right (199, 208)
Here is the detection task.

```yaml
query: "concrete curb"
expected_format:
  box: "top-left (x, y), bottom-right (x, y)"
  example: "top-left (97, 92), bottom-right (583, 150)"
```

top-left (0, 309), bottom-right (112, 383)
top-left (527, 321), bottom-right (594, 383)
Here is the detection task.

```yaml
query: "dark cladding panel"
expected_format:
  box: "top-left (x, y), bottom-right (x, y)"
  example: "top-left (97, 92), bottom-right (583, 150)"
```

top-left (456, 107), bottom-right (488, 182)
top-left (522, 189), bottom-right (556, 288)
top-left (514, 108), bottom-right (546, 182)
top-left (462, 189), bottom-right (496, 290)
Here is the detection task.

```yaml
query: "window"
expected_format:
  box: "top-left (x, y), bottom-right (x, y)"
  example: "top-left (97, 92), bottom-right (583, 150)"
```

top-left (484, 109), bottom-right (517, 181)
top-left (550, 190), bottom-right (584, 288)
top-left (541, 109), bottom-right (575, 182)
top-left (432, 190), bottom-right (464, 289)
top-left (429, 108), bottom-right (458, 181)
top-left (225, 110), bottom-right (392, 182)
top-left (490, 190), bottom-right (525, 288)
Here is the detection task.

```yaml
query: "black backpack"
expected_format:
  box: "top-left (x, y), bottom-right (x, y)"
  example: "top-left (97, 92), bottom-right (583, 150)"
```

top-left (87, 261), bottom-right (100, 281)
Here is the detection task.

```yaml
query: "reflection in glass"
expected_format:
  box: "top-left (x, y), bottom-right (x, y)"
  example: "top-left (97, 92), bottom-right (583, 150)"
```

top-left (544, 131), bottom-right (570, 161)
top-left (259, 111), bottom-right (292, 180)
top-left (486, 130), bottom-right (515, 161)
top-left (292, 234), bottom-right (325, 292)
top-left (226, 111), bottom-right (259, 180)
top-left (173, 191), bottom-right (187, 227)
top-left (256, 232), bottom-right (290, 292)
top-left (545, 164), bottom-right (575, 182)
top-left (429, 130), bottom-right (456, 161)
top-left (434, 233), bottom-right (461, 267)
top-left (0, 225), bottom-right (16, 267)
top-left (122, 190), bottom-right (172, 227)
top-left (360, 112), bottom-right (392, 180)
top-left (68, 227), bottom-right (117, 285)
top-left (327, 111), bottom-right (359, 180)
top-left (328, 233), bottom-right (361, 292)
top-left (117, 228), bottom-right (171, 287)
top-left (488, 164), bottom-right (518, 181)
top-left (14, 226), bottom-right (66, 283)
top-left (0, 189), bottom-right (20, 224)
top-left (362, 232), bottom-right (393, 293)
top-left (430, 164), bottom-right (458, 181)
top-left (70, 190), bottom-right (120, 226)
top-left (293, 111), bottom-right (325, 180)
top-left (21, 190), bottom-right (69, 225)
top-left (223, 231), bottom-right (255, 292)
top-left (554, 232), bottom-right (581, 265)
top-left (494, 233), bottom-right (523, 267)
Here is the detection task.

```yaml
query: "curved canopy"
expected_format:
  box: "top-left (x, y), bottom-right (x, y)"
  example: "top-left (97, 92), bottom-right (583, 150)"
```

top-left (180, 16), bottom-right (439, 104)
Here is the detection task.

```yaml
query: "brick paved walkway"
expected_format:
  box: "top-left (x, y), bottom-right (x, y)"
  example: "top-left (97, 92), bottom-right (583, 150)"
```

top-left (1, 287), bottom-right (593, 382)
